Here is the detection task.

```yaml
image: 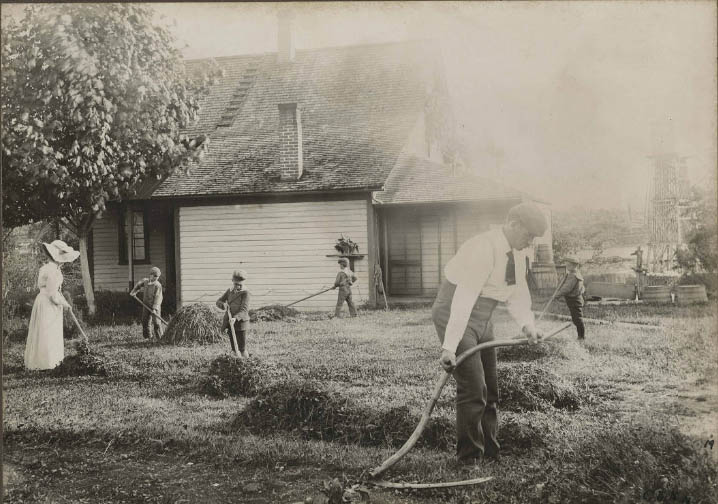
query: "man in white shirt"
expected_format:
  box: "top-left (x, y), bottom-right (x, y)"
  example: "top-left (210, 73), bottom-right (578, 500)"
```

top-left (431, 201), bottom-right (547, 464)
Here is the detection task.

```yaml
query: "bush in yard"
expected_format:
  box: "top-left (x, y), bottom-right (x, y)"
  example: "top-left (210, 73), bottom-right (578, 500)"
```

top-left (74, 290), bottom-right (139, 325)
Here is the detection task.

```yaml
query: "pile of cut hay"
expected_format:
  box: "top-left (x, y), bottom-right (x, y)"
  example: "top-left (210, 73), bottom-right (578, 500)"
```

top-left (203, 354), bottom-right (292, 398)
top-left (498, 362), bottom-right (584, 411)
top-left (52, 340), bottom-right (133, 378)
top-left (237, 379), bottom-right (454, 450)
top-left (161, 303), bottom-right (223, 346)
top-left (497, 342), bottom-right (564, 362)
top-left (249, 304), bottom-right (301, 322)
top-left (499, 411), bottom-right (549, 451)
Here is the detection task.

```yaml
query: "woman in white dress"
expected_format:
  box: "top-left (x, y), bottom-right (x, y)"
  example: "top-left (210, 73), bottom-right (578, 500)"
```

top-left (24, 240), bottom-right (79, 370)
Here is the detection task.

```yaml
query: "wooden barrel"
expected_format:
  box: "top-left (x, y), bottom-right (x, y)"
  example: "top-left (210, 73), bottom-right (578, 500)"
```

top-left (531, 263), bottom-right (558, 298)
top-left (535, 244), bottom-right (553, 264)
top-left (676, 284), bottom-right (708, 305)
top-left (642, 285), bottom-right (672, 304)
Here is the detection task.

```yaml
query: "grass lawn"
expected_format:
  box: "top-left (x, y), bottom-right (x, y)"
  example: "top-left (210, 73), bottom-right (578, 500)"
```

top-left (3, 303), bottom-right (718, 503)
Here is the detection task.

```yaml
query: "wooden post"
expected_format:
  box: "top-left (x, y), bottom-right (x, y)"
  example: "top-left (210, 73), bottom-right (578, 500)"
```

top-left (366, 196), bottom-right (378, 307)
top-left (127, 207), bottom-right (134, 292)
top-left (174, 205), bottom-right (182, 309)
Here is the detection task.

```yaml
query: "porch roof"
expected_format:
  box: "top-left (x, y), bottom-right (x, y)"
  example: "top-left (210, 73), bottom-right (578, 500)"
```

top-left (373, 154), bottom-right (539, 205)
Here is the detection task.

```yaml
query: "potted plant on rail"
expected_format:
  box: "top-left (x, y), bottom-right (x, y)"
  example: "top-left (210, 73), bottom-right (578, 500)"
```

top-left (334, 235), bottom-right (359, 256)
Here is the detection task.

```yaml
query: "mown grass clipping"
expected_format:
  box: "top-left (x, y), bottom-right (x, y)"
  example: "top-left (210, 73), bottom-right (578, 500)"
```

top-left (498, 362), bottom-right (586, 411)
top-left (52, 340), bottom-right (134, 377)
top-left (203, 355), bottom-right (293, 398)
top-left (161, 303), bottom-right (223, 346)
top-left (249, 304), bottom-right (301, 322)
top-left (237, 379), bottom-right (454, 450)
top-left (535, 419), bottom-right (718, 503)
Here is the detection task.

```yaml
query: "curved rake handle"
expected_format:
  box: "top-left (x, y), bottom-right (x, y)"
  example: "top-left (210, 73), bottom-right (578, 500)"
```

top-left (131, 294), bottom-right (169, 325)
top-left (368, 321), bottom-right (574, 479)
top-left (537, 274), bottom-right (568, 323)
top-left (225, 304), bottom-right (240, 357)
top-left (284, 286), bottom-right (334, 308)
top-left (68, 308), bottom-right (89, 345)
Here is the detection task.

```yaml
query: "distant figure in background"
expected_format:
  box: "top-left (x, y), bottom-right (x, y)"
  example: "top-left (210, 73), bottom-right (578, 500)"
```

top-left (130, 267), bottom-right (164, 340)
top-left (24, 240), bottom-right (79, 370)
top-left (333, 257), bottom-right (357, 318)
top-left (556, 257), bottom-right (586, 340)
top-left (216, 270), bottom-right (250, 357)
top-left (630, 246), bottom-right (644, 272)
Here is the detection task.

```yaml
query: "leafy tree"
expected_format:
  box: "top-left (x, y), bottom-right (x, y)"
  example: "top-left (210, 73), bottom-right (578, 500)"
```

top-left (552, 228), bottom-right (581, 264)
top-left (675, 184), bottom-right (718, 275)
top-left (2, 4), bottom-right (217, 314)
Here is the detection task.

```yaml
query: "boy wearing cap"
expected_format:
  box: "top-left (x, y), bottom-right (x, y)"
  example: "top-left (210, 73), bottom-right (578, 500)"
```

top-left (432, 201), bottom-right (546, 464)
top-left (130, 267), bottom-right (164, 340)
top-left (216, 270), bottom-right (250, 357)
top-left (333, 258), bottom-right (358, 318)
top-left (556, 257), bottom-right (586, 340)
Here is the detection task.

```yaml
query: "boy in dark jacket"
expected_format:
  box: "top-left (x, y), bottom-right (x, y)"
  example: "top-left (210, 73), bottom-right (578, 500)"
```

top-left (333, 258), bottom-right (357, 318)
top-left (556, 257), bottom-right (586, 340)
top-left (216, 270), bottom-right (250, 357)
top-left (130, 266), bottom-right (164, 340)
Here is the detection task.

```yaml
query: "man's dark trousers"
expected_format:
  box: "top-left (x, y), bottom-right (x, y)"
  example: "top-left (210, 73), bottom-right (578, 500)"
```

top-left (566, 298), bottom-right (585, 339)
top-left (432, 280), bottom-right (500, 461)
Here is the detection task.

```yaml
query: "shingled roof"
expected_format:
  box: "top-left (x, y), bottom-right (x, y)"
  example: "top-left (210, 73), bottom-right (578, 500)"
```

top-left (148, 40), bottom-right (439, 198)
top-left (373, 154), bottom-right (534, 205)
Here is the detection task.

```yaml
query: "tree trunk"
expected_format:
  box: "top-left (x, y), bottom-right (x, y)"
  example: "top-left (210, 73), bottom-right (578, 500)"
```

top-left (60, 213), bottom-right (99, 317)
top-left (78, 231), bottom-right (96, 317)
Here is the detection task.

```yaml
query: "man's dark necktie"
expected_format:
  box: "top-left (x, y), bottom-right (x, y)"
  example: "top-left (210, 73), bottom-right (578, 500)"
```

top-left (505, 250), bottom-right (516, 285)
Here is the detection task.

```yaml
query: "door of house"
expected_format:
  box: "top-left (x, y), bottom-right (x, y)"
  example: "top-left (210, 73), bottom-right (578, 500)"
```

top-left (387, 214), bottom-right (441, 296)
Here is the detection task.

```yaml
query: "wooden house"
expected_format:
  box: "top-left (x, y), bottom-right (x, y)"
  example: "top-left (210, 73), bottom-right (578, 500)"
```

top-left (90, 35), bottom-right (551, 311)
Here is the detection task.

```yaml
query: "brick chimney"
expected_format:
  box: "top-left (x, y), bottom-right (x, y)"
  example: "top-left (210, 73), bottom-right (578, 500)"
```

top-left (278, 103), bottom-right (303, 180)
top-left (277, 11), bottom-right (295, 63)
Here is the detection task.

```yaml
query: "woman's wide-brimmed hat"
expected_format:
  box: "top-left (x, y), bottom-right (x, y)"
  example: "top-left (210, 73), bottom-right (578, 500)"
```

top-left (43, 240), bottom-right (80, 263)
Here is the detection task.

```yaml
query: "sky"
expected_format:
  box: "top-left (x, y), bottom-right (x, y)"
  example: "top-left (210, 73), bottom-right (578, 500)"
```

top-left (3, 2), bottom-right (716, 211)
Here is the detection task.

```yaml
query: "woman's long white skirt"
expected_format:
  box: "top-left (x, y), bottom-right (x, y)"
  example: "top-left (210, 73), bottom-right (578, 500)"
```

top-left (24, 292), bottom-right (64, 370)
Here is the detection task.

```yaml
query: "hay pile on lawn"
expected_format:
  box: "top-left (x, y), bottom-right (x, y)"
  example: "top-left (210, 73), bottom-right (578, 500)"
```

top-left (499, 362), bottom-right (583, 411)
top-left (52, 340), bottom-right (132, 377)
top-left (237, 379), bottom-right (454, 450)
top-left (541, 419), bottom-right (718, 503)
top-left (499, 412), bottom-right (548, 451)
top-left (249, 304), bottom-right (300, 322)
top-left (497, 342), bottom-right (563, 362)
top-left (161, 303), bottom-right (223, 345)
top-left (203, 355), bottom-right (292, 398)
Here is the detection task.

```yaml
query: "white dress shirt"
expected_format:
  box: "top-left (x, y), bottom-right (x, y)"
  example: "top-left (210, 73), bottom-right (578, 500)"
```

top-left (441, 228), bottom-right (535, 353)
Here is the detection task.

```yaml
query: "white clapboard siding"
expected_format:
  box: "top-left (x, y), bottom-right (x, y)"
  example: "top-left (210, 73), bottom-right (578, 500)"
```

top-left (92, 211), bottom-right (128, 291)
top-left (92, 207), bottom-right (169, 292)
top-left (179, 199), bottom-right (369, 311)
